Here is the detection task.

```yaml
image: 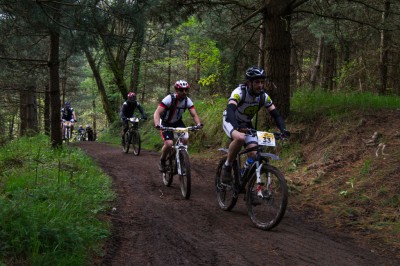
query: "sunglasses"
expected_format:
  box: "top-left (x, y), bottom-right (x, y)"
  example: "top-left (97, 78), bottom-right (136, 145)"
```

top-left (177, 87), bottom-right (189, 92)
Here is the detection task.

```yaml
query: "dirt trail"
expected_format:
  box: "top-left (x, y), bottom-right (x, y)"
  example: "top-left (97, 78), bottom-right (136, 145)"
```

top-left (75, 142), bottom-right (399, 266)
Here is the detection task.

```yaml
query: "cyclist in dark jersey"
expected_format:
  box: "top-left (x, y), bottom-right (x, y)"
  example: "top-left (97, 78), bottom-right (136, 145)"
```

top-left (61, 101), bottom-right (77, 136)
top-left (221, 66), bottom-right (290, 184)
top-left (120, 92), bottom-right (147, 145)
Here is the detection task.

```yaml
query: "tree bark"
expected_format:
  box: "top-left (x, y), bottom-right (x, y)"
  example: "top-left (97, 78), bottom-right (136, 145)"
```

top-left (48, 31), bottom-right (62, 148)
top-left (378, 0), bottom-right (390, 95)
top-left (310, 37), bottom-right (323, 91)
top-left (19, 86), bottom-right (38, 136)
top-left (264, 2), bottom-right (292, 118)
top-left (84, 49), bottom-right (115, 124)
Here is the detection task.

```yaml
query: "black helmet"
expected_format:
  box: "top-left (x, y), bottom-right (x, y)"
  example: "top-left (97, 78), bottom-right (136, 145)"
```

top-left (245, 66), bottom-right (267, 80)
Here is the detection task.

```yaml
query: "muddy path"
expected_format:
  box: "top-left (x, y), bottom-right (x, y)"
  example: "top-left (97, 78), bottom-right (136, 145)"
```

top-left (75, 142), bottom-right (399, 266)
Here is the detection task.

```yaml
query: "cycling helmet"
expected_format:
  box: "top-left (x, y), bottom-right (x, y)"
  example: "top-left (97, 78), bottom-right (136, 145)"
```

top-left (245, 66), bottom-right (267, 80)
top-left (65, 101), bottom-right (71, 107)
top-left (174, 80), bottom-right (190, 90)
top-left (127, 92), bottom-right (136, 101)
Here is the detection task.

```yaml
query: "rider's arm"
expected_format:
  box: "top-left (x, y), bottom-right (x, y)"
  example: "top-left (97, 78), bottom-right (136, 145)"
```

top-left (225, 100), bottom-right (239, 129)
top-left (188, 107), bottom-right (201, 125)
top-left (267, 105), bottom-right (286, 132)
top-left (137, 104), bottom-right (147, 119)
top-left (153, 105), bottom-right (165, 127)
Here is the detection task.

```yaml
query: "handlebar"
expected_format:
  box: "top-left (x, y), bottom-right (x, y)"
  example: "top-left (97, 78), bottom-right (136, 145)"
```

top-left (157, 125), bottom-right (202, 132)
top-left (238, 128), bottom-right (288, 140)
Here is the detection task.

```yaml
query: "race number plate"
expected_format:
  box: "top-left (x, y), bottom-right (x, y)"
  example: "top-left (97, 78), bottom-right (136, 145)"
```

top-left (257, 131), bottom-right (275, 147)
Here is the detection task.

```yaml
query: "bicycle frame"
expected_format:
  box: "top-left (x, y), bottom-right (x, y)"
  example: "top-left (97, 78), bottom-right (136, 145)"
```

top-left (218, 131), bottom-right (283, 196)
top-left (163, 127), bottom-right (192, 176)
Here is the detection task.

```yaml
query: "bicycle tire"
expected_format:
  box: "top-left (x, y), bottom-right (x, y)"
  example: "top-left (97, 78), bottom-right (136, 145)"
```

top-left (162, 152), bottom-right (174, 186)
top-left (178, 150), bottom-right (191, 199)
top-left (246, 164), bottom-right (288, 230)
top-left (132, 130), bottom-right (141, 156)
top-left (65, 128), bottom-right (70, 145)
top-left (123, 132), bottom-right (130, 153)
top-left (215, 158), bottom-right (238, 211)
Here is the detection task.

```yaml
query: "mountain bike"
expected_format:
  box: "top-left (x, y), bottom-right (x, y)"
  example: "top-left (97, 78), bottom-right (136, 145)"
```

top-left (216, 129), bottom-right (288, 230)
top-left (77, 130), bottom-right (86, 141)
top-left (123, 116), bottom-right (143, 156)
top-left (159, 125), bottom-right (201, 199)
top-left (62, 120), bottom-right (74, 145)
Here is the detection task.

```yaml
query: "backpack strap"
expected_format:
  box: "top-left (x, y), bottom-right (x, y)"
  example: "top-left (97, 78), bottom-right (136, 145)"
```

top-left (163, 93), bottom-right (188, 123)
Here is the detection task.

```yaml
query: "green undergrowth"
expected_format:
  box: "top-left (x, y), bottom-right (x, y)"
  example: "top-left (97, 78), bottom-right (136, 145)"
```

top-left (0, 135), bottom-right (115, 265)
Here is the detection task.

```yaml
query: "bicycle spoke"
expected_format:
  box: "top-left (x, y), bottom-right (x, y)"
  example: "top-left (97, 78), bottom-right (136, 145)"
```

top-left (246, 165), bottom-right (288, 230)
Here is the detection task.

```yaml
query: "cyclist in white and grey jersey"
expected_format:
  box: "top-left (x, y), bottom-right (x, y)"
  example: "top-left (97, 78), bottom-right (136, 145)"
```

top-left (222, 66), bottom-right (290, 184)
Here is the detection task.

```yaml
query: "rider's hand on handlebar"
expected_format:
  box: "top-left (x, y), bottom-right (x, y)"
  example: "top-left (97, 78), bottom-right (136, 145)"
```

top-left (281, 129), bottom-right (291, 138)
top-left (155, 125), bottom-right (162, 130)
top-left (70, 119), bottom-right (75, 122)
top-left (196, 123), bottom-right (203, 129)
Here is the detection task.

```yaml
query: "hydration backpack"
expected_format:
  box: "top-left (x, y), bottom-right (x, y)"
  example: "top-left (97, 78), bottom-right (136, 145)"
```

top-left (162, 93), bottom-right (188, 123)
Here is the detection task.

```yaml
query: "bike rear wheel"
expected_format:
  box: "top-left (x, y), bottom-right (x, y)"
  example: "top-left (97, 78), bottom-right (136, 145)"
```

top-left (162, 152), bottom-right (174, 186)
top-left (131, 130), bottom-right (141, 156)
top-left (246, 164), bottom-right (288, 230)
top-left (123, 132), bottom-right (130, 153)
top-left (178, 150), bottom-right (191, 199)
top-left (215, 158), bottom-right (238, 211)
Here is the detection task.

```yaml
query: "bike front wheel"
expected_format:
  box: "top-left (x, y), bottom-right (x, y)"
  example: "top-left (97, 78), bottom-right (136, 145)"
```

top-left (215, 158), bottom-right (238, 211)
top-left (246, 164), bottom-right (288, 230)
top-left (178, 150), bottom-right (191, 199)
top-left (131, 130), bottom-right (141, 156)
top-left (123, 132), bottom-right (130, 153)
top-left (162, 152), bottom-right (174, 187)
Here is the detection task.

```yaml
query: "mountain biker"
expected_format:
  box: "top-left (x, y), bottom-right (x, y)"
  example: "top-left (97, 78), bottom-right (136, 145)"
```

top-left (61, 101), bottom-right (77, 137)
top-left (153, 80), bottom-right (203, 172)
top-left (86, 124), bottom-right (94, 141)
top-left (120, 92), bottom-right (147, 145)
top-left (222, 66), bottom-right (290, 184)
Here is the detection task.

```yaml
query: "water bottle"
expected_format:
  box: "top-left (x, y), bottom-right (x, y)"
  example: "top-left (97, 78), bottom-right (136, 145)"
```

top-left (240, 157), bottom-right (254, 176)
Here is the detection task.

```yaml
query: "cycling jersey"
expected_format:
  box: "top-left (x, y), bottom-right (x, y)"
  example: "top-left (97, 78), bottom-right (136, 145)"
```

top-left (120, 100), bottom-right (145, 119)
top-left (61, 107), bottom-right (74, 121)
top-left (159, 94), bottom-right (195, 124)
top-left (228, 85), bottom-right (273, 127)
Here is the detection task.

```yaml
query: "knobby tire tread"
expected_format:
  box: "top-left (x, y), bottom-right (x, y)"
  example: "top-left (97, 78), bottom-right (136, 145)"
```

top-left (178, 150), bottom-right (191, 199)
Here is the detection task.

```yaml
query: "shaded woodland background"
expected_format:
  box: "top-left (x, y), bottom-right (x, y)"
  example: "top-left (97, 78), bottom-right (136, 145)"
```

top-left (1, 0), bottom-right (399, 146)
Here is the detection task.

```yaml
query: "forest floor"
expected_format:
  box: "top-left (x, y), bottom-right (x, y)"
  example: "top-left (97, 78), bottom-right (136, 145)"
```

top-left (76, 109), bottom-right (400, 266)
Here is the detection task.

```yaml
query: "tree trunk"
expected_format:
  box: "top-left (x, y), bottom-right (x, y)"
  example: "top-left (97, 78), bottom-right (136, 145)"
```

top-left (84, 49), bottom-right (115, 124)
top-left (321, 42), bottom-right (336, 91)
top-left (19, 86), bottom-right (38, 136)
top-left (310, 37), bottom-right (323, 91)
top-left (44, 84), bottom-right (50, 136)
top-left (378, 0), bottom-right (390, 95)
top-left (264, 2), bottom-right (292, 118)
top-left (49, 31), bottom-right (62, 148)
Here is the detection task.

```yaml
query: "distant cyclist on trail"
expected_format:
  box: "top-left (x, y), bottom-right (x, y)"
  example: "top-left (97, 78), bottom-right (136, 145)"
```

top-left (153, 80), bottom-right (203, 172)
top-left (120, 92), bottom-right (147, 145)
top-left (222, 66), bottom-right (290, 184)
top-left (61, 101), bottom-right (77, 137)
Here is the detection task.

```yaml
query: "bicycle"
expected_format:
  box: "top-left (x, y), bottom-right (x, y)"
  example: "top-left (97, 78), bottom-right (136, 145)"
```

top-left (215, 129), bottom-right (288, 230)
top-left (122, 116), bottom-right (143, 156)
top-left (159, 125), bottom-right (201, 199)
top-left (62, 120), bottom-right (74, 144)
top-left (77, 130), bottom-right (86, 141)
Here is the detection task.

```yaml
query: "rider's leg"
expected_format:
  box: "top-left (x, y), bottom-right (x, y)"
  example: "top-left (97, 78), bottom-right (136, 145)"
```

top-left (159, 139), bottom-right (173, 172)
top-left (121, 120), bottom-right (128, 145)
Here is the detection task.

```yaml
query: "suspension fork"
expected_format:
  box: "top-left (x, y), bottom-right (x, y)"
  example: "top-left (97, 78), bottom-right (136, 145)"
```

top-left (175, 136), bottom-right (187, 175)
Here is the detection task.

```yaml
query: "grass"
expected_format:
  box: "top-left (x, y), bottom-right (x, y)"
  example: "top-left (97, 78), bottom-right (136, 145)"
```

top-left (0, 135), bottom-right (115, 265)
top-left (291, 89), bottom-right (400, 121)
